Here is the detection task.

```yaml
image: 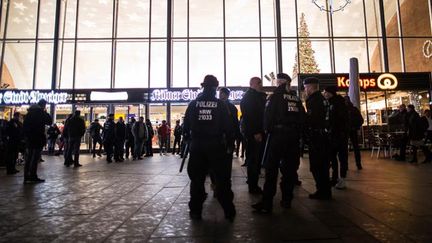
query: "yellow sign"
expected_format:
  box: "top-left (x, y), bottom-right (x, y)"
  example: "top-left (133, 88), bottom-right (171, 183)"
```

top-left (377, 73), bottom-right (398, 90)
top-left (115, 113), bottom-right (126, 121)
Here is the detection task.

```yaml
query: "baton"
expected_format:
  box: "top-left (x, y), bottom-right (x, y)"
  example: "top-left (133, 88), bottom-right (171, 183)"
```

top-left (179, 142), bottom-right (189, 173)
top-left (261, 133), bottom-right (271, 166)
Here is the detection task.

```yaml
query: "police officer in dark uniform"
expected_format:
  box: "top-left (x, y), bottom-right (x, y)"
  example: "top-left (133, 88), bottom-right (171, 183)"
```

top-left (219, 87), bottom-right (240, 175)
top-left (252, 73), bottom-right (305, 213)
top-left (183, 75), bottom-right (236, 221)
top-left (103, 114), bottom-right (116, 163)
top-left (114, 116), bottom-right (126, 162)
top-left (303, 77), bottom-right (332, 200)
top-left (323, 86), bottom-right (349, 189)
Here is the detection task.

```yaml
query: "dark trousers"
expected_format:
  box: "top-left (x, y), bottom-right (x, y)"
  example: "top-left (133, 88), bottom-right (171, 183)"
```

top-left (145, 139), bottom-right (153, 156)
top-left (104, 140), bottom-right (114, 161)
top-left (125, 139), bottom-right (134, 158)
top-left (24, 147), bottom-right (42, 180)
top-left (235, 137), bottom-right (246, 157)
top-left (399, 134), bottom-right (408, 160)
top-left (65, 137), bottom-right (81, 165)
top-left (134, 139), bottom-right (144, 158)
top-left (47, 138), bottom-right (56, 154)
top-left (92, 136), bottom-right (103, 156)
top-left (262, 131), bottom-right (300, 206)
top-left (6, 144), bottom-right (19, 173)
top-left (159, 137), bottom-right (168, 154)
top-left (245, 135), bottom-right (263, 190)
top-left (309, 134), bottom-right (331, 195)
top-left (172, 136), bottom-right (181, 154)
top-left (187, 140), bottom-right (235, 216)
top-left (114, 139), bottom-right (125, 160)
top-left (330, 136), bottom-right (349, 181)
top-left (349, 129), bottom-right (362, 167)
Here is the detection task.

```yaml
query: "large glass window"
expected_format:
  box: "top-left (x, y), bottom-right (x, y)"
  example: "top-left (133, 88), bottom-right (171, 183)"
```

top-left (1, 0), bottom-right (432, 90)
top-left (151, 0), bottom-right (167, 37)
top-left (75, 41), bottom-right (111, 88)
top-left (38, 0), bottom-right (56, 38)
top-left (226, 40), bottom-right (260, 86)
top-left (333, 39), bottom-right (368, 73)
top-left (78, 0), bottom-right (113, 38)
top-left (403, 38), bottom-right (432, 72)
top-left (59, 0), bottom-right (77, 39)
top-left (117, 0), bottom-right (149, 38)
top-left (172, 40), bottom-right (187, 87)
top-left (297, 2), bottom-right (329, 37)
top-left (2, 41), bottom-right (35, 89)
top-left (56, 40), bottom-right (74, 89)
top-left (6, 0), bottom-right (38, 39)
top-left (189, 0), bottom-right (223, 37)
top-left (280, 0), bottom-right (297, 37)
top-left (115, 41), bottom-right (149, 88)
top-left (150, 41), bottom-right (167, 88)
top-left (364, 0), bottom-right (382, 37)
top-left (173, 0), bottom-right (187, 37)
top-left (225, 0), bottom-right (259, 37)
top-left (35, 41), bottom-right (54, 89)
top-left (189, 40), bottom-right (224, 87)
top-left (400, 0), bottom-right (432, 37)
top-left (332, 1), bottom-right (366, 37)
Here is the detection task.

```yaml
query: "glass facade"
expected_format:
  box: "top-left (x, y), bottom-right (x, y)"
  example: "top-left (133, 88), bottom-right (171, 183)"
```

top-left (0, 0), bottom-right (430, 90)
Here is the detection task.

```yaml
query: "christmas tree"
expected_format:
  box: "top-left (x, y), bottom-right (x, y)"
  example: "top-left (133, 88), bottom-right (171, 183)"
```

top-left (292, 13), bottom-right (320, 78)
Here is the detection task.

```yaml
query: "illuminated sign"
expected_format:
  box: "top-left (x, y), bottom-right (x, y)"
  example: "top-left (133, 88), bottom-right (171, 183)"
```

top-left (0, 90), bottom-right (69, 105)
top-left (90, 91), bottom-right (128, 101)
top-left (337, 73), bottom-right (398, 90)
top-left (150, 88), bottom-right (245, 102)
top-left (423, 40), bottom-right (432, 59)
top-left (377, 73), bottom-right (398, 90)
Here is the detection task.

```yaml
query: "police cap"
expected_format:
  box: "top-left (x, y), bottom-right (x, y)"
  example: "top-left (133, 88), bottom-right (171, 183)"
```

top-left (219, 87), bottom-right (230, 95)
top-left (323, 85), bottom-right (338, 96)
top-left (276, 73), bottom-right (291, 82)
top-left (303, 77), bottom-right (319, 85)
top-left (201, 75), bottom-right (219, 88)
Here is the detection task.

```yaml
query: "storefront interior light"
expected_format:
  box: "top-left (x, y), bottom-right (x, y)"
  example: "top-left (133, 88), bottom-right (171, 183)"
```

top-left (90, 91), bottom-right (128, 101)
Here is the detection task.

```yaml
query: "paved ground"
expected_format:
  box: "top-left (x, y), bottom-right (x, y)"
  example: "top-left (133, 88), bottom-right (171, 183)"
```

top-left (0, 151), bottom-right (432, 242)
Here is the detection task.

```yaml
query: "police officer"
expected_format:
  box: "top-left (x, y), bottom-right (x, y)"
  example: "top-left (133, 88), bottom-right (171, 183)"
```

top-left (252, 73), bottom-right (305, 213)
top-left (114, 116), bottom-right (126, 162)
top-left (323, 86), bottom-right (349, 189)
top-left (303, 77), bottom-right (332, 200)
top-left (103, 114), bottom-right (116, 163)
top-left (89, 118), bottom-right (103, 158)
top-left (219, 87), bottom-right (240, 175)
top-left (183, 75), bottom-right (236, 221)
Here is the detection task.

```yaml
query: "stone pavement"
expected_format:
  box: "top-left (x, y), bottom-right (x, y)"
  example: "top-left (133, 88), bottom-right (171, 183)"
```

top-left (1, 152), bottom-right (432, 242)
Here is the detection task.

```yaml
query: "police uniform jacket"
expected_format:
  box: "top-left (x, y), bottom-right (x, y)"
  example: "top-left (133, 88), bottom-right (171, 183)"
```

top-left (264, 84), bottom-right (305, 133)
top-left (183, 89), bottom-right (233, 142)
top-left (328, 94), bottom-right (349, 139)
top-left (305, 90), bottom-right (328, 131)
top-left (240, 88), bottom-right (266, 137)
top-left (115, 121), bottom-right (126, 141)
top-left (103, 119), bottom-right (115, 142)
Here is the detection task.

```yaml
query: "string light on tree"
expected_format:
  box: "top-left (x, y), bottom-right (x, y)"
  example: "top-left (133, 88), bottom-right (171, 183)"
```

top-left (292, 13), bottom-right (320, 79)
top-left (312, 0), bottom-right (351, 14)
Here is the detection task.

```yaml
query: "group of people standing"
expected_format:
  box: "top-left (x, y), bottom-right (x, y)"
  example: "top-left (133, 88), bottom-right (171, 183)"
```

top-left (183, 73), bottom-right (364, 220)
top-left (391, 104), bottom-right (432, 164)
top-left (88, 115), bottom-right (155, 163)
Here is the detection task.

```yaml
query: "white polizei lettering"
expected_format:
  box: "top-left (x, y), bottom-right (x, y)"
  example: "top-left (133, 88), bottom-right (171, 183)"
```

top-left (196, 101), bottom-right (218, 108)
